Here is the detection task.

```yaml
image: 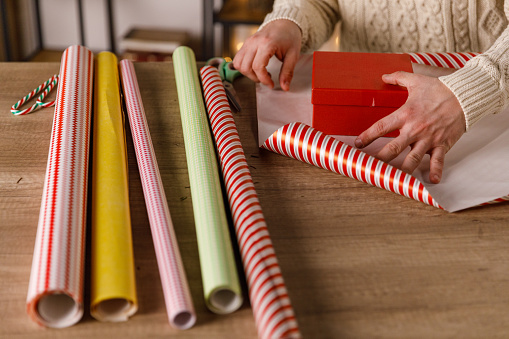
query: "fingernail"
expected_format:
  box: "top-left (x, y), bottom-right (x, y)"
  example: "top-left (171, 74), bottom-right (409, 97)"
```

top-left (284, 81), bottom-right (290, 90)
top-left (355, 138), bottom-right (364, 148)
top-left (432, 174), bottom-right (441, 183)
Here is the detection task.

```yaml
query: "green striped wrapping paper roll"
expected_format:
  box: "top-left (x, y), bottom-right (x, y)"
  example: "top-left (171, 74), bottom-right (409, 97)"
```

top-left (172, 46), bottom-right (243, 314)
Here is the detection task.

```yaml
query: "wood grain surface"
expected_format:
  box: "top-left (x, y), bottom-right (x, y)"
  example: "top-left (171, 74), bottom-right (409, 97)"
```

top-left (2, 62), bottom-right (509, 338)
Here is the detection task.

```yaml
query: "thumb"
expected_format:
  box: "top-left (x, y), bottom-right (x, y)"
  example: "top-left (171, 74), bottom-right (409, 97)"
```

top-left (279, 48), bottom-right (300, 91)
top-left (382, 71), bottom-right (413, 88)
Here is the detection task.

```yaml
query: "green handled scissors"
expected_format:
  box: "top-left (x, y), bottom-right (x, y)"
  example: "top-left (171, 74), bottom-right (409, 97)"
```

top-left (206, 57), bottom-right (242, 112)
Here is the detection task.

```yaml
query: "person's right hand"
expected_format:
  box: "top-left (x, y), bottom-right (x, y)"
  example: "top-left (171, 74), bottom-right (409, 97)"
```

top-left (233, 19), bottom-right (302, 91)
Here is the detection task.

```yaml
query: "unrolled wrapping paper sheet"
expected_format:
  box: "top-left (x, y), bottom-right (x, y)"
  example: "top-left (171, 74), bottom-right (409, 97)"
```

top-left (200, 66), bottom-right (301, 338)
top-left (120, 59), bottom-right (196, 329)
top-left (90, 52), bottom-right (137, 322)
top-left (257, 53), bottom-right (509, 212)
top-left (172, 46), bottom-right (243, 314)
top-left (26, 45), bottom-right (94, 328)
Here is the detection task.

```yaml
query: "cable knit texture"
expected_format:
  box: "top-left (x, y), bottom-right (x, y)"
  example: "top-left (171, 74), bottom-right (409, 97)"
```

top-left (261, 0), bottom-right (509, 131)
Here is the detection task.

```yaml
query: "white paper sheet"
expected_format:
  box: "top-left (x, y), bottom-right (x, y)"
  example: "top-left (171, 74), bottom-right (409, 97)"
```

top-left (256, 55), bottom-right (509, 212)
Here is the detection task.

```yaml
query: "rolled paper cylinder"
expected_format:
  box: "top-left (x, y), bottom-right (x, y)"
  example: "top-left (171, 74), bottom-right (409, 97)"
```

top-left (200, 65), bottom-right (301, 338)
top-left (263, 122), bottom-right (442, 208)
top-left (90, 52), bottom-right (138, 322)
top-left (120, 59), bottom-right (196, 329)
top-left (26, 45), bottom-right (94, 328)
top-left (406, 52), bottom-right (478, 67)
top-left (172, 46), bottom-right (243, 314)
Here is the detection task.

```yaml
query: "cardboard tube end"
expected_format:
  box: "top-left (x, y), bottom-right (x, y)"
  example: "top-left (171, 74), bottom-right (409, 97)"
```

top-left (36, 293), bottom-right (82, 328)
top-left (92, 298), bottom-right (136, 322)
top-left (171, 311), bottom-right (196, 330)
top-left (209, 288), bottom-right (243, 314)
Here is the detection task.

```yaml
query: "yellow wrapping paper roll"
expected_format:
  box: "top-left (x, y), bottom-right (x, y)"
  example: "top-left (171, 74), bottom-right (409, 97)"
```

top-left (90, 52), bottom-right (138, 321)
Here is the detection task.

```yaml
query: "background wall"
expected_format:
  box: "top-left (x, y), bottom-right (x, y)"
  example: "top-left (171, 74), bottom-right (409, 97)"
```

top-left (38, 0), bottom-right (208, 56)
top-left (5, 0), bottom-right (337, 61)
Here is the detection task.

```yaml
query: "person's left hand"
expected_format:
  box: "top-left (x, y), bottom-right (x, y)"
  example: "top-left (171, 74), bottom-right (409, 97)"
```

top-left (354, 71), bottom-right (465, 184)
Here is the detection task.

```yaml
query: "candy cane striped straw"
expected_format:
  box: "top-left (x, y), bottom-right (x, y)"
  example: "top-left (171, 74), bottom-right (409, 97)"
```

top-left (26, 45), bottom-right (93, 328)
top-left (263, 122), bottom-right (442, 209)
top-left (119, 59), bottom-right (196, 329)
top-left (200, 66), bottom-right (301, 339)
top-left (11, 74), bottom-right (58, 115)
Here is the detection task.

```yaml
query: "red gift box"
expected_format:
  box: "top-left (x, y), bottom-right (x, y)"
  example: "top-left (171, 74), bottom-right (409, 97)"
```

top-left (311, 51), bottom-right (413, 137)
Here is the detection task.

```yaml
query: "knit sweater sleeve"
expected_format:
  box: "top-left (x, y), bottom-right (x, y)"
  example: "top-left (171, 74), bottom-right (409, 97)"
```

top-left (259, 0), bottom-right (340, 52)
top-left (439, 25), bottom-right (509, 131)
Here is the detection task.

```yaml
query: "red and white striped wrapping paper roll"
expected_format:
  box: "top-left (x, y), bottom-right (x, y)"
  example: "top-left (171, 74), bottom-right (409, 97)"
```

top-left (407, 52), bottom-right (478, 68)
top-left (200, 66), bottom-right (301, 339)
top-left (263, 122), bottom-right (441, 209)
top-left (26, 45), bottom-right (94, 328)
top-left (120, 60), bottom-right (196, 329)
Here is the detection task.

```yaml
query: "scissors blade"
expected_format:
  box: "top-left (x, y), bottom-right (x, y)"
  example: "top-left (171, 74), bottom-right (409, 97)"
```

top-left (223, 81), bottom-right (242, 112)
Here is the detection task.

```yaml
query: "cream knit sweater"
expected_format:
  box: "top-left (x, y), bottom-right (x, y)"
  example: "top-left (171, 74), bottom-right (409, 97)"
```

top-left (261, 0), bottom-right (509, 130)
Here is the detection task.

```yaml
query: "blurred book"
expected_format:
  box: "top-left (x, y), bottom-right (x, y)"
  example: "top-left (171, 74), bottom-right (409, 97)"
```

top-left (119, 28), bottom-right (189, 56)
top-left (122, 51), bottom-right (173, 62)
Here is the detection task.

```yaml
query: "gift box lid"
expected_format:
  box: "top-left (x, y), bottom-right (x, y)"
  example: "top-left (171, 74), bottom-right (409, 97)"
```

top-left (312, 51), bottom-right (413, 107)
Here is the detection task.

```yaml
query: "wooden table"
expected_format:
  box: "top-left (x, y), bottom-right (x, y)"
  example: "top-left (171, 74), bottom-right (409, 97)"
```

top-left (2, 62), bottom-right (509, 338)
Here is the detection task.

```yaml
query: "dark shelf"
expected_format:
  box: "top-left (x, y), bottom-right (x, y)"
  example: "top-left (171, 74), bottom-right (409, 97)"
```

top-left (215, 0), bottom-right (271, 25)
top-left (203, 0), bottom-right (273, 59)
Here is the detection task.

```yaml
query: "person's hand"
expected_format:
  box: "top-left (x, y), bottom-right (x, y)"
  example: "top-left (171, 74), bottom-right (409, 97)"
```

top-left (233, 19), bottom-right (302, 91)
top-left (354, 71), bottom-right (465, 184)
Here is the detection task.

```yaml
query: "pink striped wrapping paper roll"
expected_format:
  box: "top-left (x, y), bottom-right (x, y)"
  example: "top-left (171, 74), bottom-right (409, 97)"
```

top-left (120, 59), bottom-right (196, 329)
top-left (200, 66), bottom-right (301, 339)
top-left (26, 45), bottom-right (94, 328)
